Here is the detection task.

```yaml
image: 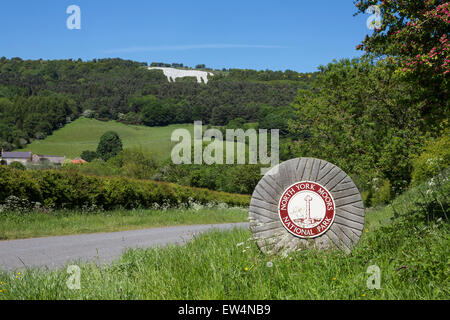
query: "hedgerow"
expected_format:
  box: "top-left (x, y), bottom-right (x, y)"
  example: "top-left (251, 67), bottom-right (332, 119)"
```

top-left (0, 167), bottom-right (250, 210)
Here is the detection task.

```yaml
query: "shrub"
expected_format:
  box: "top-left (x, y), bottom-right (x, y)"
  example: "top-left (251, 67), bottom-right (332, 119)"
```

top-left (0, 166), bottom-right (42, 203)
top-left (108, 148), bottom-right (159, 179)
top-left (0, 166), bottom-right (250, 210)
top-left (411, 134), bottom-right (450, 186)
top-left (371, 179), bottom-right (392, 207)
top-left (80, 150), bottom-right (98, 162)
top-left (357, 171), bottom-right (449, 289)
top-left (26, 161), bottom-right (58, 170)
top-left (96, 131), bottom-right (123, 161)
top-left (72, 158), bottom-right (121, 177)
top-left (156, 162), bottom-right (263, 195)
top-left (391, 169), bottom-right (449, 224)
top-left (0, 195), bottom-right (42, 212)
top-left (9, 161), bottom-right (26, 170)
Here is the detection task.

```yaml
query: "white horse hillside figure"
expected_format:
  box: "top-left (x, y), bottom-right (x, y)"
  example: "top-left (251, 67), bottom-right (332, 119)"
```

top-left (148, 67), bottom-right (214, 84)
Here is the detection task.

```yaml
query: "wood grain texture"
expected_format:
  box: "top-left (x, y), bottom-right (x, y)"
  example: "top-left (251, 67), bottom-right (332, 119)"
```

top-left (249, 157), bottom-right (365, 255)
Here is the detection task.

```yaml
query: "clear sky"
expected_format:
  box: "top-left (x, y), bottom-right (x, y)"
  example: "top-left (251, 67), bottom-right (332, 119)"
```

top-left (1, 0), bottom-right (373, 73)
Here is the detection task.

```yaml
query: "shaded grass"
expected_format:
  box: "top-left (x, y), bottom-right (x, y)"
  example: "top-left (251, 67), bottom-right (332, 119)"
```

top-left (0, 208), bottom-right (248, 240)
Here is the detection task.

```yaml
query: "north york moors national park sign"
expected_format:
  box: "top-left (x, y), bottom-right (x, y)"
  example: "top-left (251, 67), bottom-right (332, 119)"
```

top-left (249, 158), bottom-right (365, 254)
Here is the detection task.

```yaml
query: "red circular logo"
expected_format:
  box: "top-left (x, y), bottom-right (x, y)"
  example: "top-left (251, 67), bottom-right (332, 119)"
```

top-left (278, 181), bottom-right (335, 238)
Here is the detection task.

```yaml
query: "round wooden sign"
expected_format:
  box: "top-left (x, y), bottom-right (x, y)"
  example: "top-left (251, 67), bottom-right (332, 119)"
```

top-left (249, 158), bottom-right (365, 254)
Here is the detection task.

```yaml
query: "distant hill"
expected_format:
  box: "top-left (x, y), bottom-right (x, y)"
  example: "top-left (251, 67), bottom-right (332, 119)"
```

top-left (17, 118), bottom-right (194, 160)
top-left (0, 57), bottom-right (315, 151)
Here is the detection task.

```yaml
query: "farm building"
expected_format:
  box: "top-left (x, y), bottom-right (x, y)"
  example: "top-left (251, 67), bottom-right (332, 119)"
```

top-left (0, 150), bottom-right (32, 165)
top-left (71, 158), bottom-right (87, 164)
top-left (32, 154), bottom-right (66, 165)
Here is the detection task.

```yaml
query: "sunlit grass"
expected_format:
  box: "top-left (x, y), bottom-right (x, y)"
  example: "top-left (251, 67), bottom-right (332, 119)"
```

top-left (17, 117), bottom-right (194, 160)
top-left (0, 207), bottom-right (248, 240)
top-left (0, 215), bottom-right (447, 299)
top-left (0, 178), bottom-right (448, 300)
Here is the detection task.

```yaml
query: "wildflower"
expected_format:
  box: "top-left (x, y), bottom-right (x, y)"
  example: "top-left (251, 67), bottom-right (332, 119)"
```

top-left (244, 267), bottom-right (249, 271)
top-left (333, 277), bottom-right (337, 281)
top-left (362, 293), bottom-right (366, 297)
top-left (267, 261), bottom-right (273, 268)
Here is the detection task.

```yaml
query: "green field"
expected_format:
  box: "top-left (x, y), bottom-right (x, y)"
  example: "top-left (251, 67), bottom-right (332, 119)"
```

top-left (17, 118), bottom-right (194, 160)
top-left (17, 117), bottom-right (249, 162)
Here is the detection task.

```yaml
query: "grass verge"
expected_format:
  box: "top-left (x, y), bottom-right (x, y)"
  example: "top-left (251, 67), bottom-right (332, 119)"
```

top-left (0, 174), bottom-right (448, 299)
top-left (0, 221), bottom-right (447, 299)
top-left (0, 207), bottom-right (248, 240)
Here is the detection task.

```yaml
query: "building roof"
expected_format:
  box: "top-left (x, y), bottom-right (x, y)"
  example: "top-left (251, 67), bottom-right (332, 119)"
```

top-left (36, 154), bottom-right (65, 158)
top-left (36, 155), bottom-right (66, 160)
top-left (1, 151), bottom-right (32, 159)
top-left (71, 158), bottom-right (87, 164)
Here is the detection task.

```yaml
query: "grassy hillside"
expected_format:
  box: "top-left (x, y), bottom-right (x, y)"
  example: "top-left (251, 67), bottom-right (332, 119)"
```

top-left (16, 117), bottom-right (249, 163)
top-left (17, 118), bottom-right (193, 160)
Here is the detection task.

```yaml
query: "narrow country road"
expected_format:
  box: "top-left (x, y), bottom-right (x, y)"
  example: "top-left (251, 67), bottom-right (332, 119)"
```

top-left (0, 222), bottom-right (249, 271)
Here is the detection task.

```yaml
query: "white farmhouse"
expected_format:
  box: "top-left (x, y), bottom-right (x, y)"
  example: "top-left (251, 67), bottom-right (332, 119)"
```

top-left (1, 151), bottom-right (32, 165)
top-left (149, 67), bottom-right (214, 84)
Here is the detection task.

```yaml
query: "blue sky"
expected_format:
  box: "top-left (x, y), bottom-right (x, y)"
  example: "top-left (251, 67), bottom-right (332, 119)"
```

top-left (1, 0), bottom-right (372, 72)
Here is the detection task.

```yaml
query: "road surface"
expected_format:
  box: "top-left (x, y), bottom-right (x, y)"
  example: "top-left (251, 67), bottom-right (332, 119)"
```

top-left (0, 222), bottom-right (249, 271)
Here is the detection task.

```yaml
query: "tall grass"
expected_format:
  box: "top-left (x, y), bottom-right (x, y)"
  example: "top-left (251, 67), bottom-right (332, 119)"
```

top-left (0, 207), bottom-right (248, 240)
top-left (0, 221), bottom-right (447, 299)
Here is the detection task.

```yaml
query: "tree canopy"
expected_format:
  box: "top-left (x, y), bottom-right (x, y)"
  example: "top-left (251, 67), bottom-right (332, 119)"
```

top-left (355, 0), bottom-right (449, 128)
top-left (96, 131), bottom-right (123, 161)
